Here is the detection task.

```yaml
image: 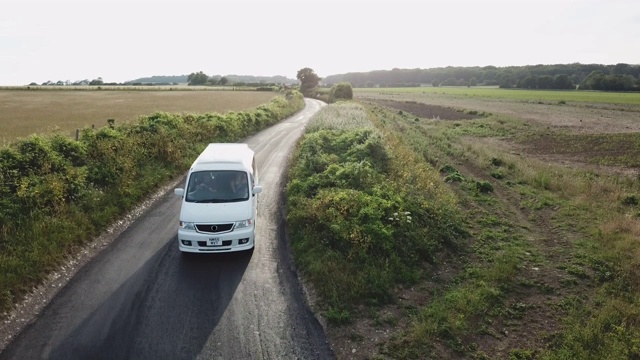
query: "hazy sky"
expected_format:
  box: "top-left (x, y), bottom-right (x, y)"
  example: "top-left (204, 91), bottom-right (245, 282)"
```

top-left (1, 0), bottom-right (639, 85)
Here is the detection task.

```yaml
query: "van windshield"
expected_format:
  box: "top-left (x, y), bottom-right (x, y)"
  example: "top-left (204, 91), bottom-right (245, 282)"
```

top-left (185, 170), bottom-right (250, 203)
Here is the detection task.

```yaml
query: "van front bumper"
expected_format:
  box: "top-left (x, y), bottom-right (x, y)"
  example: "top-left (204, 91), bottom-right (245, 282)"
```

top-left (177, 227), bottom-right (255, 253)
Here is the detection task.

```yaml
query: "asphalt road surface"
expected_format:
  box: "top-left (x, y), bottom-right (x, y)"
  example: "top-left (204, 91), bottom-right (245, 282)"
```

top-left (0, 98), bottom-right (334, 360)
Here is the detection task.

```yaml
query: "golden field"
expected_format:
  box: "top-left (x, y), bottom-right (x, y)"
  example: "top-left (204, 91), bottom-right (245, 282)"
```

top-left (0, 89), bottom-right (277, 145)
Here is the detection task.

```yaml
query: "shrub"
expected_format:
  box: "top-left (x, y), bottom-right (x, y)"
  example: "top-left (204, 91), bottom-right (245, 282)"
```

top-left (50, 134), bottom-right (87, 166)
top-left (287, 104), bottom-right (465, 308)
top-left (622, 194), bottom-right (639, 206)
top-left (490, 157), bottom-right (505, 167)
top-left (325, 307), bottom-right (352, 325)
top-left (15, 135), bottom-right (66, 176)
top-left (83, 128), bottom-right (132, 188)
top-left (490, 170), bottom-right (505, 179)
top-left (444, 172), bottom-right (465, 183)
top-left (328, 82), bottom-right (353, 103)
top-left (439, 164), bottom-right (458, 174)
top-left (476, 180), bottom-right (494, 193)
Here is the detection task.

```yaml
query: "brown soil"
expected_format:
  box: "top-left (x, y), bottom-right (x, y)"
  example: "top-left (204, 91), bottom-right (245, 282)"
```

top-left (358, 92), bottom-right (640, 134)
top-left (320, 94), bottom-right (640, 359)
top-left (364, 99), bottom-right (481, 120)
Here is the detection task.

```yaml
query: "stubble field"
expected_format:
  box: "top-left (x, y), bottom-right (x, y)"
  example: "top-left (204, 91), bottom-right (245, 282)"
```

top-left (0, 89), bottom-right (277, 145)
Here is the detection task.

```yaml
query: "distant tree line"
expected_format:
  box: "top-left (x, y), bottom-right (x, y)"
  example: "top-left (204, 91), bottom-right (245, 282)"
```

top-left (323, 63), bottom-right (640, 91)
top-left (125, 75), bottom-right (186, 84)
top-left (127, 82), bottom-right (180, 86)
top-left (187, 71), bottom-right (227, 86)
top-left (31, 77), bottom-right (179, 87)
top-left (28, 73), bottom-right (297, 87)
top-left (186, 71), bottom-right (298, 87)
top-left (34, 78), bottom-right (107, 86)
top-left (225, 74), bottom-right (297, 85)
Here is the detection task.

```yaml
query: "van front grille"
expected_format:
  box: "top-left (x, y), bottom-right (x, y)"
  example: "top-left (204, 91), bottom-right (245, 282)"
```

top-left (196, 223), bottom-right (233, 233)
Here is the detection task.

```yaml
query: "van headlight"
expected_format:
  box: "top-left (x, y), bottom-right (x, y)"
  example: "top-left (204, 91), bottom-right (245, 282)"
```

top-left (235, 219), bottom-right (254, 229)
top-left (179, 221), bottom-right (196, 231)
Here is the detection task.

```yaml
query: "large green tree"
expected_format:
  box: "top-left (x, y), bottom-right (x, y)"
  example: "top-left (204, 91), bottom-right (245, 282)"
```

top-left (297, 67), bottom-right (321, 95)
top-left (553, 74), bottom-right (574, 89)
top-left (89, 77), bottom-right (104, 86)
top-left (519, 75), bottom-right (537, 89)
top-left (583, 70), bottom-right (605, 90)
top-left (187, 71), bottom-right (209, 86)
top-left (537, 75), bottom-right (554, 89)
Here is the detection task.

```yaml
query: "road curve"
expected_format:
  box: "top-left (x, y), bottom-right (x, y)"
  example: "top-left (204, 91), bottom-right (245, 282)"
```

top-left (0, 98), bottom-right (333, 360)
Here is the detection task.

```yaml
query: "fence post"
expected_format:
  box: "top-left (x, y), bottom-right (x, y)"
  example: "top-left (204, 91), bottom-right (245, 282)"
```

top-left (75, 129), bottom-right (79, 141)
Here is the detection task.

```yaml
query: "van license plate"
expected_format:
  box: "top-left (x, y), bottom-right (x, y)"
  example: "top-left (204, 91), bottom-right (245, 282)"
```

top-left (207, 237), bottom-right (221, 246)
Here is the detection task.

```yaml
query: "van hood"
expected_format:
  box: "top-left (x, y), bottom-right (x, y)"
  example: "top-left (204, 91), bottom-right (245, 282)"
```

top-left (180, 201), bottom-right (252, 223)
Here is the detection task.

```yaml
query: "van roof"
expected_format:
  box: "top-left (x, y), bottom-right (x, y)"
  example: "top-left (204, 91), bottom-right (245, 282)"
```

top-left (191, 143), bottom-right (254, 173)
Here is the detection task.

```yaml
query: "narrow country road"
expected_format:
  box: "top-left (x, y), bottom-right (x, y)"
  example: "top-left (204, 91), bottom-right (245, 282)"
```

top-left (0, 98), bottom-right (333, 359)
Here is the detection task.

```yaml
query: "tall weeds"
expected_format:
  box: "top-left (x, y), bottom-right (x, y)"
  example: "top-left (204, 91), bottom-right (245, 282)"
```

top-left (286, 102), bottom-right (464, 322)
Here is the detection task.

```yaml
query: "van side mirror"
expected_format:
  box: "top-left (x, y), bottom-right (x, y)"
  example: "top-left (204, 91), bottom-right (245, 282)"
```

top-left (174, 188), bottom-right (185, 197)
top-left (252, 185), bottom-right (263, 195)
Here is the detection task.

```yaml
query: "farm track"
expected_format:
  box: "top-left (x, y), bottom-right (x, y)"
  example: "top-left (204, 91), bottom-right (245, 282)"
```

top-left (437, 154), bottom-right (588, 357)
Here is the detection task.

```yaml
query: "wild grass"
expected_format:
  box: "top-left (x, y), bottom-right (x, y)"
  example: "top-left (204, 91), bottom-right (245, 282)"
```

top-left (366, 100), bottom-right (640, 357)
top-left (361, 108), bottom-right (544, 356)
top-left (304, 102), bottom-right (375, 133)
top-left (0, 89), bottom-right (277, 145)
top-left (292, 89), bottom-right (640, 358)
top-left (286, 102), bottom-right (464, 325)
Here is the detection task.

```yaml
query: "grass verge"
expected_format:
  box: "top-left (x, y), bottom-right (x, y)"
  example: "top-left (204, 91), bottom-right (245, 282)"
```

top-left (287, 97), bottom-right (640, 359)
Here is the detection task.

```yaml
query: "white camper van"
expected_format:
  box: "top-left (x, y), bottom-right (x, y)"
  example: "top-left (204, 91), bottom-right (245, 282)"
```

top-left (174, 143), bottom-right (262, 253)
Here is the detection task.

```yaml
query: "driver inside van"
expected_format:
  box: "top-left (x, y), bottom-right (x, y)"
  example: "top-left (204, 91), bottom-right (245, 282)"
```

top-left (190, 172), bottom-right (216, 194)
top-left (189, 172), bottom-right (217, 200)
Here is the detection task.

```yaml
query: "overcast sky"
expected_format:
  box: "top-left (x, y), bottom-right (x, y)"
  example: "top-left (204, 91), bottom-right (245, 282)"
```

top-left (1, 0), bottom-right (639, 85)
